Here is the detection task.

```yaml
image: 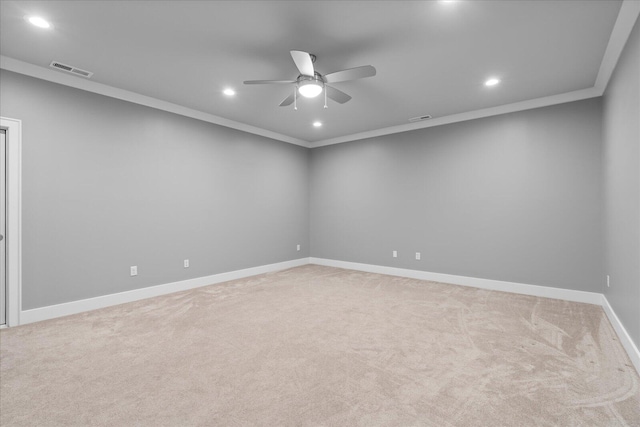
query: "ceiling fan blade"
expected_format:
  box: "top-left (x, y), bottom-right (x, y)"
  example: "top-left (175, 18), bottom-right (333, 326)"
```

top-left (290, 50), bottom-right (315, 76)
top-left (324, 65), bottom-right (376, 83)
top-left (244, 80), bottom-right (296, 85)
top-left (326, 85), bottom-right (352, 104)
top-left (279, 92), bottom-right (296, 106)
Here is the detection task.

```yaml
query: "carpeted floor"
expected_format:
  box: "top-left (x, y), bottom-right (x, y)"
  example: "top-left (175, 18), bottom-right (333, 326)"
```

top-left (1, 265), bottom-right (638, 426)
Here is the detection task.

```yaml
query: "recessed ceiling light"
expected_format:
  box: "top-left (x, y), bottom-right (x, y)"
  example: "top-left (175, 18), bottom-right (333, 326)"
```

top-left (485, 78), bottom-right (501, 87)
top-left (26, 16), bottom-right (51, 29)
top-left (313, 121), bottom-right (322, 128)
top-left (223, 88), bottom-right (236, 96)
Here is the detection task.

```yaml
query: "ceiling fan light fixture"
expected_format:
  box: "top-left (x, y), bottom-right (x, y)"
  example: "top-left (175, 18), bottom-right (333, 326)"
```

top-left (244, 50), bottom-right (374, 107)
top-left (298, 80), bottom-right (323, 98)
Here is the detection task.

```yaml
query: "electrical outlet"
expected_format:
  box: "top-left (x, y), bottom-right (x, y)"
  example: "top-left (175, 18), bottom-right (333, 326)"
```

top-left (297, 244), bottom-right (300, 251)
top-left (393, 250), bottom-right (398, 258)
top-left (416, 252), bottom-right (421, 260)
top-left (606, 275), bottom-right (610, 288)
top-left (184, 259), bottom-right (189, 268)
top-left (130, 266), bottom-right (137, 276)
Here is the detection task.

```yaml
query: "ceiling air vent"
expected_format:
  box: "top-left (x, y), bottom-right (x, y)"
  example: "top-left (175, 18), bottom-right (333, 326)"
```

top-left (408, 115), bottom-right (432, 123)
top-left (49, 61), bottom-right (93, 78)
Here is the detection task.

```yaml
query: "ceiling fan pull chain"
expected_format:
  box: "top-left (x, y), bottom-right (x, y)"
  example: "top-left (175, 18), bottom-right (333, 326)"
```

top-left (294, 88), bottom-right (297, 110)
top-left (324, 86), bottom-right (328, 109)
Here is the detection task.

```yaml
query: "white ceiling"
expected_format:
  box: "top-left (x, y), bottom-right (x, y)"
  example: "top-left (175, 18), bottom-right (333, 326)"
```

top-left (0, 1), bottom-right (632, 146)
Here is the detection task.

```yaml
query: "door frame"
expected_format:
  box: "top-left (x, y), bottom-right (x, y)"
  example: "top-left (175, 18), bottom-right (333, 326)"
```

top-left (0, 117), bottom-right (22, 327)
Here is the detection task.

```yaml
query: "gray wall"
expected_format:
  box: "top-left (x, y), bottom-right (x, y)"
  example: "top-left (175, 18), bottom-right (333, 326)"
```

top-left (0, 71), bottom-right (310, 310)
top-left (1, 45), bottom-right (634, 340)
top-left (603, 17), bottom-right (640, 347)
top-left (310, 98), bottom-right (604, 292)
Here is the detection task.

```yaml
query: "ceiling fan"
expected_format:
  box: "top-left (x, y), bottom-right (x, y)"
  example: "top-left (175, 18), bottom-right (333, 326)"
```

top-left (244, 50), bottom-right (376, 109)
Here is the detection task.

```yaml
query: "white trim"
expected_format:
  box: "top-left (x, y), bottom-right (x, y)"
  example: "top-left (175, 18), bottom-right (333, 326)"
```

top-left (601, 295), bottom-right (640, 374)
top-left (14, 255), bottom-right (639, 375)
top-left (310, 258), bottom-right (603, 305)
top-left (0, 55), bottom-right (600, 150)
top-left (0, 117), bottom-right (22, 327)
top-left (19, 258), bottom-right (310, 325)
top-left (589, 0), bottom-right (640, 376)
top-left (0, 127), bottom-right (5, 325)
top-left (2, 1), bottom-right (637, 150)
top-left (0, 56), bottom-right (310, 149)
top-left (310, 258), bottom-right (640, 373)
top-left (310, 88), bottom-right (601, 148)
top-left (594, 0), bottom-right (640, 94)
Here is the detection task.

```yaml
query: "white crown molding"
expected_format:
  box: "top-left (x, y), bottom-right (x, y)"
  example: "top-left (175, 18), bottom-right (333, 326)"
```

top-left (0, 56), bottom-right (310, 148)
top-left (594, 0), bottom-right (640, 94)
top-left (19, 258), bottom-right (310, 325)
top-left (310, 0), bottom-right (639, 148)
top-left (310, 87), bottom-right (601, 148)
top-left (1, 0), bottom-right (637, 149)
top-left (0, 57), bottom-right (602, 150)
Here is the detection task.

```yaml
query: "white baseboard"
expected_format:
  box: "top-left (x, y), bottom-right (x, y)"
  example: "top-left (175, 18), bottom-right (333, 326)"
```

top-left (15, 256), bottom-right (639, 375)
top-left (309, 257), bottom-right (638, 373)
top-left (601, 295), bottom-right (640, 374)
top-left (309, 258), bottom-right (603, 305)
top-left (19, 258), bottom-right (310, 325)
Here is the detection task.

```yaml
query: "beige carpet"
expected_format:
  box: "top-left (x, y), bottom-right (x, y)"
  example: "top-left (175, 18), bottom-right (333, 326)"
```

top-left (1, 265), bottom-right (638, 426)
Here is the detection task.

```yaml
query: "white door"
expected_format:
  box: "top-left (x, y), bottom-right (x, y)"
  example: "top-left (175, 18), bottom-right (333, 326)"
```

top-left (1, 129), bottom-right (5, 326)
